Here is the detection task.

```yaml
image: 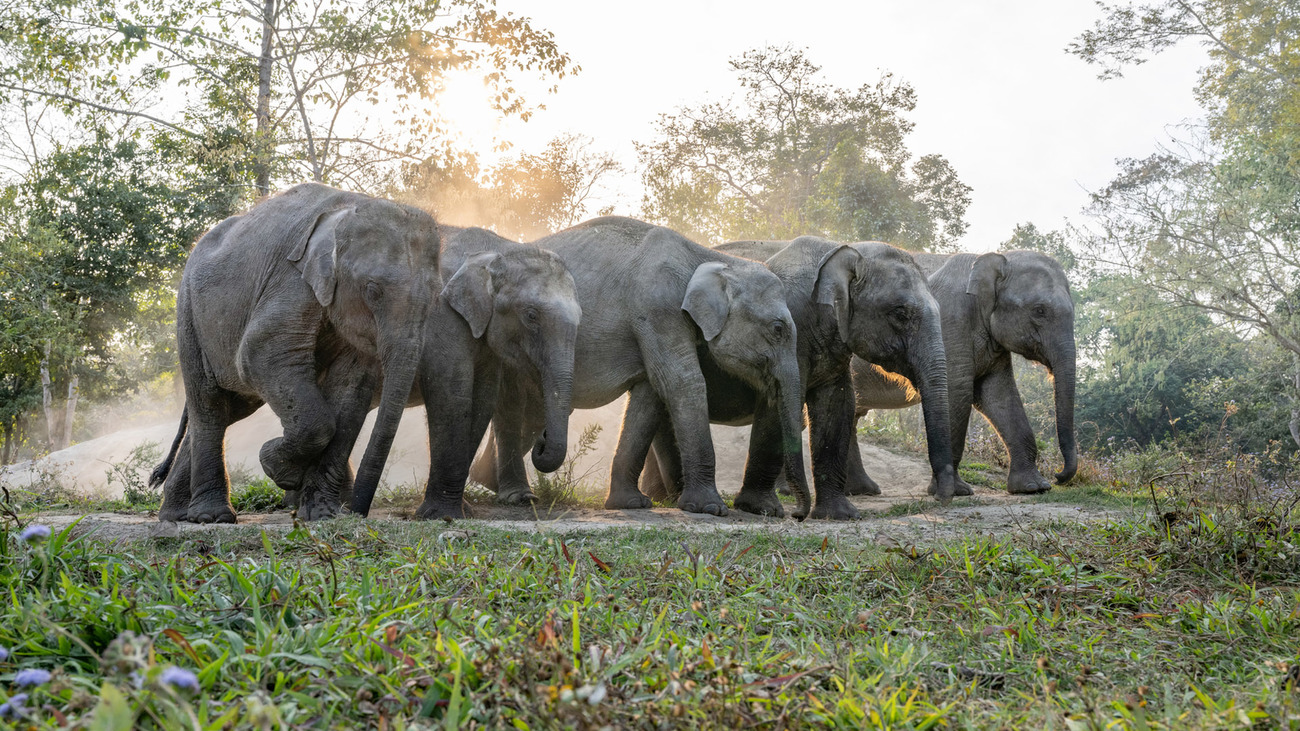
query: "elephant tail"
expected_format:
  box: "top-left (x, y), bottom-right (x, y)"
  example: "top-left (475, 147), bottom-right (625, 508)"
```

top-left (149, 407), bottom-right (188, 489)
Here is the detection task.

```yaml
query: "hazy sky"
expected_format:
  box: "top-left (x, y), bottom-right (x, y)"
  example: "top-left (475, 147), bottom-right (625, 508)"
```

top-left (441, 0), bottom-right (1209, 251)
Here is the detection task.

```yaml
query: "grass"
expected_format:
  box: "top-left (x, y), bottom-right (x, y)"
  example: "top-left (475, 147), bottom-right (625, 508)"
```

top-left (0, 487), bottom-right (1296, 729)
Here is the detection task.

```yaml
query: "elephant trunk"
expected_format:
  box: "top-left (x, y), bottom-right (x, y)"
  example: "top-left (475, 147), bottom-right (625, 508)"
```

top-left (349, 314), bottom-right (426, 517)
top-left (531, 368), bottom-right (573, 473)
top-left (775, 358), bottom-right (812, 521)
top-left (910, 332), bottom-right (956, 503)
top-left (1050, 340), bottom-right (1078, 484)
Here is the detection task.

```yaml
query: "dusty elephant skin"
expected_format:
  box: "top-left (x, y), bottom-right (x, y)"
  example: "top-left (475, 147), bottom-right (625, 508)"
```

top-left (640, 237), bottom-right (956, 520)
top-left (472, 217), bottom-right (813, 519)
top-left (378, 226), bottom-right (580, 521)
top-left (150, 183), bottom-right (441, 524)
top-left (850, 250), bottom-right (1077, 496)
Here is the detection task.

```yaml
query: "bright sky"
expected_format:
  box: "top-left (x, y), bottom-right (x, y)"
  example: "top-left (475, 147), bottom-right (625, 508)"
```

top-left (441, 0), bottom-right (1209, 251)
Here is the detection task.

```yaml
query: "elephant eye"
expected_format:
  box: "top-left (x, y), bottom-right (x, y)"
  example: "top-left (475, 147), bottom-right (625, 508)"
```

top-left (771, 320), bottom-right (786, 339)
top-left (523, 307), bottom-right (541, 325)
top-left (891, 306), bottom-right (910, 321)
top-left (1033, 305), bottom-right (1048, 318)
top-left (364, 282), bottom-right (383, 305)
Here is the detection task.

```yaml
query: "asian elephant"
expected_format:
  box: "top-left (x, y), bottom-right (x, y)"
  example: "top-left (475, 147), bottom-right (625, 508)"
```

top-left (639, 237), bottom-right (956, 519)
top-left (345, 225), bottom-right (580, 520)
top-left (470, 217), bottom-right (813, 518)
top-left (849, 250), bottom-right (1077, 496)
top-left (151, 183), bottom-right (441, 523)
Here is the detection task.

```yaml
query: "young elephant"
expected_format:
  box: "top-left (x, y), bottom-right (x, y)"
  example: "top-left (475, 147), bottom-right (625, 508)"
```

top-left (849, 250), bottom-right (1077, 496)
top-left (346, 226), bottom-right (581, 520)
top-left (152, 183), bottom-right (441, 523)
top-left (639, 237), bottom-right (956, 519)
top-left (471, 217), bottom-right (813, 518)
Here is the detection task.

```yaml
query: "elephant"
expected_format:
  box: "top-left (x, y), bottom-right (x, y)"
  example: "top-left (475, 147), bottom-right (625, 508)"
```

top-left (470, 216), bottom-right (813, 518)
top-left (848, 250), bottom-right (1077, 496)
top-left (638, 237), bottom-right (956, 519)
top-left (346, 225), bottom-right (580, 520)
top-left (150, 183), bottom-right (441, 523)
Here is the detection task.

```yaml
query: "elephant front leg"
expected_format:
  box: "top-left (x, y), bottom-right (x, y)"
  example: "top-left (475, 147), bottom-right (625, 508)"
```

top-left (298, 356), bottom-right (377, 521)
top-left (843, 413), bottom-right (882, 496)
top-left (732, 398), bottom-right (785, 518)
top-left (417, 358), bottom-right (498, 520)
top-left (490, 376), bottom-right (537, 505)
top-left (606, 382), bottom-right (664, 510)
top-left (974, 364), bottom-right (1051, 495)
top-left (807, 375), bottom-right (861, 521)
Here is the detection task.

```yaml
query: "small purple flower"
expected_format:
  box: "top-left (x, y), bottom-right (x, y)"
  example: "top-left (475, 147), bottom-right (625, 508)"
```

top-left (13, 668), bottom-right (50, 687)
top-left (0, 646), bottom-right (8, 662)
top-left (0, 693), bottom-right (28, 720)
top-left (160, 666), bottom-right (199, 692)
top-left (18, 525), bottom-right (50, 543)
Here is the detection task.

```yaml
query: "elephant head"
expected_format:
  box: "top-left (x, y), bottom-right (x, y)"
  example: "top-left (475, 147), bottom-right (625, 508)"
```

top-left (811, 240), bottom-right (957, 501)
top-left (291, 200), bottom-right (442, 517)
top-left (442, 239), bottom-right (581, 473)
top-left (683, 259), bottom-right (812, 519)
top-left (965, 250), bottom-right (1077, 484)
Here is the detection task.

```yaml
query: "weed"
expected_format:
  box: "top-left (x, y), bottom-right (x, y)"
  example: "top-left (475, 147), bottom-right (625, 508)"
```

top-left (229, 478), bottom-right (283, 513)
top-left (105, 442), bottom-right (162, 507)
top-left (533, 423), bottom-right (603, 507)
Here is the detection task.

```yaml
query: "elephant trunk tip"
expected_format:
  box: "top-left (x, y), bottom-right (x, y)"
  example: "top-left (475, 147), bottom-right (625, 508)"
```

top-left (531, 429), bottom-right (567, 474)
top-left (1055, 461), bottom-right (1078, 485)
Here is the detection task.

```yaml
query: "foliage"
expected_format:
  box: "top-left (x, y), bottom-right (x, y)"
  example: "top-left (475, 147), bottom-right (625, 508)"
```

top-left (106, 442), bottom-right (163, 508)
top-left (394, 133), bottom-right (621, 240)
top-left (532, 422), bottom-right (603, 507)
top-left (637, 46), bottom-right (970, 249)
top-left (0, 495), bottom-right (1295, 728)
top-left (230, 478), bottom-right (284, 514)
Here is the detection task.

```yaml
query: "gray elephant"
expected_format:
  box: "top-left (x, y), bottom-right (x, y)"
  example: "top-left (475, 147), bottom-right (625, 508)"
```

top-left (471, 217), bottom-right (813, 518)
top-left (849, 250), bottom-right (1077, 495)
top-left (638, 237), bottom-right (956, 519)
top-left (346, 225), bottom-right (580, 519)
top-left (151, 183), bottom-right (441, 523)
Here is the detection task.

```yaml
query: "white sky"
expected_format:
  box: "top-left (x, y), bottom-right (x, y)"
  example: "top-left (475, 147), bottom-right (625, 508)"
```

top-left (439, 0), bottom-right (1209, 251)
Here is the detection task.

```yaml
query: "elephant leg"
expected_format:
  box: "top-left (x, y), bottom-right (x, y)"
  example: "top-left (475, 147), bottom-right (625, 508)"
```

top-left (606, 381), bottom-right (662, 510)
top-left (248, 346), bottom-right (338, 494)
top-left (732, 399), bottom-right (785, 517)
top-left (808, 374), bottom-right (861, 521)
top-left (157, 432), bottom-right (193, 522)
top-left (974, 364), bottom-right (1051, 495)
top-left (417, 355), bottom-right (495, 520)
top-left (639, 419), bottom-right (681, 503)
top-left (843, 412), bottom-right (882, 496)
top-left (182, 388), bottom-right (261, 524)
top-left (490, 377), bottom-right (535, 505)
top-left (298, 354), bottom-right (378, 521)
top-left (647, 369), bottom-right (726, 517)
top-left (941, 376), bottom-right (978, 498)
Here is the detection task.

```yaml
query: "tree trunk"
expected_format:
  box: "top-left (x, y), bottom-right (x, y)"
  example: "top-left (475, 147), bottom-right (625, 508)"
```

top-left (253, 0), bottom-right (276, 197)
top-left (62, 371), bottom-right (79, 448)
top-left (39, 342), bottom-right (63, 451)
top-left (2, 422), bottom-right (12, 465)
top-left (1291, 355), bottom-right (1300, 449)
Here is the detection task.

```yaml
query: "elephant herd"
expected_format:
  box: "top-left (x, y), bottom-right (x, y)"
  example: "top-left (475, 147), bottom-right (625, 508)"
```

top-left (149, 182), bottom-right (1078, 524)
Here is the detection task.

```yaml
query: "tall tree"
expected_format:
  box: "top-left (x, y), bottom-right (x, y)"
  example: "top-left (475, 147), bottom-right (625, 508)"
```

top-left (637, 46), bottom-right (970, 249)
top-left (1072, 1), bottom-right (1300, 445)
top-left (0, 0), bottom-right (576, 194)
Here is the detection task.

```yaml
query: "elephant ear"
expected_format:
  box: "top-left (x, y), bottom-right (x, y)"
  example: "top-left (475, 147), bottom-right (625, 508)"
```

top-left (443, 252), bottom-right (501, 339)
top-left (965, 252), bottom-right (1008, 326)
top-left (289, 207), bottom-right (353, 307)
top-left (812, 245), bottom-right (863, 343)
top-left (683, 261), bottom-right (731, 341)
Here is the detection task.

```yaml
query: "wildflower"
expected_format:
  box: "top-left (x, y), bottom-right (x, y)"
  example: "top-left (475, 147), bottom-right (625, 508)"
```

top-left (0, 693), bottom-right (28, 720)
top-left (13, 669), bottom-right (50, 687)
top-left (18, 525), bottom-right (50, 543)
top-left (160, 666), bottom-right (199, 692)
top-left (0, 646), bottom-right (8, 662)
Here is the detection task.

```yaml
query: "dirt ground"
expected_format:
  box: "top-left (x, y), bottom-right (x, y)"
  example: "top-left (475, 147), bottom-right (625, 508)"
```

top-left (8, 397), bottom-right (1124, 546)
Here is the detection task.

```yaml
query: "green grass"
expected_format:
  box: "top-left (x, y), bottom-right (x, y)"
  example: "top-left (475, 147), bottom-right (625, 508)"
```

top-left (0, 501), bottom-right (1297, 729)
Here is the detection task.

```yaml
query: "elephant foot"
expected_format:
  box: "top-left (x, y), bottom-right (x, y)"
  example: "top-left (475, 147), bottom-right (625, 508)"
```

top-left (927, 476), bottom-right (974, 498)
top-left (810, 494), bottom-right (861, 521)
top-left (259, 438), bottom-right (308, 491)
top-left (297, 492), bottom-right (341, 521)
top-left (415, 498), bottom-right (470, 521)
top-left (845, 472), bottom-right (882, 496)
top-left (732, 488), bottom-right (784, 518)
top-left (677, 487), bottom-right (728, 517)
top-left (158, 500), bottom-right (190, 523)
top-left (605, 489), bottom-right (652, 510)
top-left (281, 489), bottom-right (300, 509)
top-left (1007, 469), bottom-right (1052, 495)
top-left (497, 486), bottom-right (538, 506)
top-left (186, 495), bottom-right (237, 525)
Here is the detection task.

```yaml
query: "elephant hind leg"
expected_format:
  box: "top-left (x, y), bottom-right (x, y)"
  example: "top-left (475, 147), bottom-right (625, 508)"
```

top-left (184, 393), bottom-right (261, 524)
top-left (606, 381), bottom-right (662, 510)
top-left (158, 431), bottom-right (193, 522)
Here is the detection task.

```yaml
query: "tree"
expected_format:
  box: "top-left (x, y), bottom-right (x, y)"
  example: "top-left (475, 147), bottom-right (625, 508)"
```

top-left (1071, 1), bottom-right (1300, 446)
top-left (0, 0), bottom-right (576, 194)
top-left (637, 46), bottom-right (970, 249)
top-left (394, 134), bottom-right (621, 240)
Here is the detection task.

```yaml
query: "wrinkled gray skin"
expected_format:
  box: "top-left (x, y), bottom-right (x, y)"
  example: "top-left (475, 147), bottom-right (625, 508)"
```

top-left (850, 250), bottom-right (1077, 495)
top-left (639, 237), bottom-right (956, 519)
top-left (151, 183), bottom-right (440, 523)
top-left (391, 226), bottom-right (580, 520)
top-left (471, 217), bottom-right (813, 518)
